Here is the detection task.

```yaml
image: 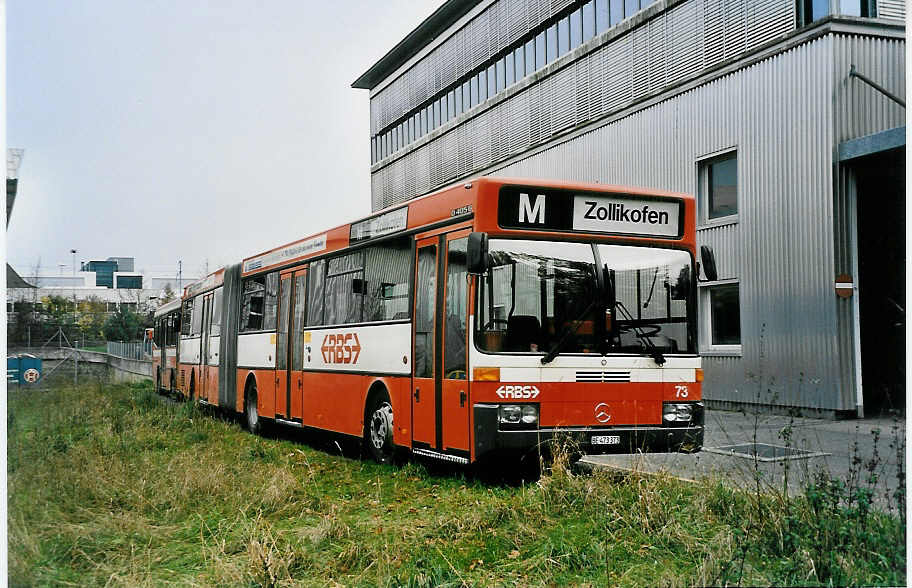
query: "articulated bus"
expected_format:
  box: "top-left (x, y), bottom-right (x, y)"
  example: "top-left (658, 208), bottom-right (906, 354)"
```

top-left (153, 177), bottom-right (705, 465)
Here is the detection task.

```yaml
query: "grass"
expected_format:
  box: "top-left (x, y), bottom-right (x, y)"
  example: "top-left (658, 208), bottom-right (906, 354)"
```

top-left (8, 381), bottom-right (906, 586)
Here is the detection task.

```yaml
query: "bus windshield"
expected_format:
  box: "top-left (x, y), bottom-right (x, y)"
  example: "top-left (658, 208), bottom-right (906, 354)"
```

top-left (475, 239), bottom-right (695, 356)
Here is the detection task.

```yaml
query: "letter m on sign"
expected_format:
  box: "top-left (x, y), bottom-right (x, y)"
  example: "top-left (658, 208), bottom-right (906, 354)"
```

top-left (518, 193), bottom-right (546, 224)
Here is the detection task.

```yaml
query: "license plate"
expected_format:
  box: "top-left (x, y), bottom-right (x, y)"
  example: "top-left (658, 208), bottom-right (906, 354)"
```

top-left (591, 435), bottom-right (620, 445)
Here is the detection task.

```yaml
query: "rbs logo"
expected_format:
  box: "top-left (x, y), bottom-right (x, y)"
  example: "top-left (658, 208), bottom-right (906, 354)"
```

top-left (321, 333), bottom-right (362, 364)
top-left (496, 385), bottom-right (540, 399)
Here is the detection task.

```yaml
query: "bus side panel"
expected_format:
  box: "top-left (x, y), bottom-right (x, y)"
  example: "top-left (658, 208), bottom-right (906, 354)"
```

top-left (389, 376), bottom-right (412, 448)
top-left (205, 366), bottom-right (219, 405)
top-left (301, 372), bottom-right (367, 437)
top-left (234, 368), bottom-right (276, 417)
top-left (236, 369), bottom-right (248, 413)
top-left (253, 369), bottom-right (276, 418)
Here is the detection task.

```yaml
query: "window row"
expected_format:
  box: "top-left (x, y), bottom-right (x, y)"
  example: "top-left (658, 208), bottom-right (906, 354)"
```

top-left (232, 237), bottom-right (414, 334)
top-left (371, 0), bottom-right (657, 165)
top-left (306, 237), bottom-right (412, 327)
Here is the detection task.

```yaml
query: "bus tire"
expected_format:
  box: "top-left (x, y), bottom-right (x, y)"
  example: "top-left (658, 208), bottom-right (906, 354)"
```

top-left (244, 380), bottom-right (261, 435)
top-left (365, 392), bottom-right (395, 464)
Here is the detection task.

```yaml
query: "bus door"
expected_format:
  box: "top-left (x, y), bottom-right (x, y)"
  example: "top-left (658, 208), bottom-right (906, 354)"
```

top-left (198, 292), bottom-right (213, 402)
top-left (413, 230), bottom-right (471, 456)
top-left (275, 268), bottom-right (307, 421)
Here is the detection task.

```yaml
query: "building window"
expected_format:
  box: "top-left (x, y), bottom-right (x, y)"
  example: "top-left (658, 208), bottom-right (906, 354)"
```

top-left (701, 281), bottom-right (741, 353)
top-left (698, 150), bottom-right (738, 223)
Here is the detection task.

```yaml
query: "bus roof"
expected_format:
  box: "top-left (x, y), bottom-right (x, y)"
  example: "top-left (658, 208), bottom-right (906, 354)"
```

top-left (153, 298), bottom-right (182, 317)
top-left (238, 177), bottom-right (693, 277)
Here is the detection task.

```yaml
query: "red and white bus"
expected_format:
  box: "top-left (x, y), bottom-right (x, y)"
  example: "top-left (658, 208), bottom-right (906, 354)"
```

top-left (155, 177), bottom-right (706, 465)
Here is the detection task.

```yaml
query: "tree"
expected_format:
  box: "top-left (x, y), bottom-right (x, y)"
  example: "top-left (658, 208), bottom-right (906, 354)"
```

top-left (103, 307), bottom-right (144, 341)
top-left (160, 283), bottom-right (176, 304)
top-left (77, 296), bottom-right (108, 342)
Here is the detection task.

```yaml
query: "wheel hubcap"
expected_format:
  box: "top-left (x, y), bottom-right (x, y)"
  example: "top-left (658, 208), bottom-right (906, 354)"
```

top-left (370, 403), bottom-right (393, 451)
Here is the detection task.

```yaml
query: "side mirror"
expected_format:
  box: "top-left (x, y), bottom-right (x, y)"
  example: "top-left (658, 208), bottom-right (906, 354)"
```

top-left (700, 246), bottom-right (718, 282)
top-left (467, 232), bottom-right (489, 275)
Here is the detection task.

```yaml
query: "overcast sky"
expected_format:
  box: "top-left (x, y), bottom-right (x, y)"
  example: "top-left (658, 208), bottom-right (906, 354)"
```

top-left (7, 0), bottom-right (439, 281)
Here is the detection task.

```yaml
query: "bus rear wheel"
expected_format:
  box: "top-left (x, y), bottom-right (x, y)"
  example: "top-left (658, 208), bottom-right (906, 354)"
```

top-left (244, 382), bottom-right (261, 435)
top-left (366, 394), bottom-right (394, 464)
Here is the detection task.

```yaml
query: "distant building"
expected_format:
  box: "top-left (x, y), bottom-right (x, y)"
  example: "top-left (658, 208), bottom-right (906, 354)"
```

top-left (81, 257), bottom-right (139, 288)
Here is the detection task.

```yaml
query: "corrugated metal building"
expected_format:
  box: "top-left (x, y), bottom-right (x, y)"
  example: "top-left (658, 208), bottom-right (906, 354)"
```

top-left (353, 0), bottom-right (905, 417)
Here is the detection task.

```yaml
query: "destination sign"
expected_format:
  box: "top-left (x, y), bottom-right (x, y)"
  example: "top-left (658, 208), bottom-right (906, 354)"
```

top-left (185, 273), bottom-right (219, 298)
top-left (497, 186), bottom-right (682, 238)
top-left (243, 234), bottom-right (327, 273)
top-left (350, 207), bottom-right (408, 243)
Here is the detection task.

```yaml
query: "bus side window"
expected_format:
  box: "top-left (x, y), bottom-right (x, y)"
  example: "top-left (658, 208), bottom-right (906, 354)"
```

top-left (181, 299), bottom-right (193, 336)
top-left (240, 276), bottom-right (267, 331)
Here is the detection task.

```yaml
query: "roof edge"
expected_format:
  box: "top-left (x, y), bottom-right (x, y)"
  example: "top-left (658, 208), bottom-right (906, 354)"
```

top-left (352, 0), bottom-right (482, 90)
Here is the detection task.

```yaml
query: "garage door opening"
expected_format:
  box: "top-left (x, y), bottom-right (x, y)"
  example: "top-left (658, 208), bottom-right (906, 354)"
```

top-left (854, 146), bottom-right (905, 416)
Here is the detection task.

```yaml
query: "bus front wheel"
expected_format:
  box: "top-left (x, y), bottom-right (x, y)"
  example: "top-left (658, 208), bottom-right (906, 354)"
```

top-left (366, 393), bottom-right (394, 464)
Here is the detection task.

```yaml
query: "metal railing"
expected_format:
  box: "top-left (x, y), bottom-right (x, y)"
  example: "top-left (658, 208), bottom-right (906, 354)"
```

top-left (107, 339), bottom-right (155, 360)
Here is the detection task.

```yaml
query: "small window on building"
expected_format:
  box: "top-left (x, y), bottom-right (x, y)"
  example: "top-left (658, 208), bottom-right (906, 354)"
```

top-left (798, 0), bottom-right (831, 24)
top-left (570, 8), bottom-right (583, 49)
top-left (455, 85), bottom-right (463, 114)
top-left (546, 24), bottom-right (557, 64)
top-left (558, 16), bottom-right (570, 55)
top-left (462, 81), bottom-right (470, 110)
top-left (709, 283), bottom-right (741, 346)
top-left (471, 75), bottom-right (479, 106)
top-left (698, 151), bottom-right (738, 223)
top-left (625, 0), bottom-right (639, 19)
top-left (583, 1), bottom-right (596, 40)
top-left (505, 52), bottom-right (515, 87)
top-left (610, 0), bottom-right (623, 25)
top-left (487, 64), bottom-right (496, 98)
top-left (597, 0), bottom-right (610, 32)
top-left (447, 90), bottom-right (455, 119)
top-left (525, 39), bottom-right (535, 75)
top-left (513, 46), bottom-right (524, 82)
top-left (535, 31), bottom-right (546, 69)
top-left (496, 58), bottom-right (505, 92)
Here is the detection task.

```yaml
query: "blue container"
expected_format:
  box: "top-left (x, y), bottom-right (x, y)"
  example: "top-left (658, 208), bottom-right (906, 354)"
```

top-left (7, 354), bottom-right (42, 385)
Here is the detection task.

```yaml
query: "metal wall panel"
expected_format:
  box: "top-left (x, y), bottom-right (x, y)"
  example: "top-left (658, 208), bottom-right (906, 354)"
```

top-left (833, 34), bottom-right (905, 143)
top-left (371, 0), bottom-right (797, 176)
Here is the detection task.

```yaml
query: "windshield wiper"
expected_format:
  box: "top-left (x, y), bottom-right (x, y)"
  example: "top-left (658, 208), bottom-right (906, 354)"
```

top-left (615, 301), bottom-right (666, 366)
top-left (541, 298), bottom-right (599, 365)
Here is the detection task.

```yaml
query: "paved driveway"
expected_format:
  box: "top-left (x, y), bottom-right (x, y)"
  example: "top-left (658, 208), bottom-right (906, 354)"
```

top-left (582, 409), bottom-right (905, 511)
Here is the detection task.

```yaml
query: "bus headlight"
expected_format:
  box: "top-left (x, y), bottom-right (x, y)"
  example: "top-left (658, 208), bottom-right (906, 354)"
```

top-left (499, 405), bottom-right (522, 424)
top-left (499, 404), bottom-right (539, 428)
top-left (663, 403), bottom-right (694, 423)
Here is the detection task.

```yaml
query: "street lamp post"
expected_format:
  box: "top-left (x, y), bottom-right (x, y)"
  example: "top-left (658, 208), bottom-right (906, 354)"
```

top-left (71, 249), bottom-right (77, 340)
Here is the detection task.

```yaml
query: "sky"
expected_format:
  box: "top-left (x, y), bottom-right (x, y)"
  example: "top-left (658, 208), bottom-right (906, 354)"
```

top-left (6, 0), bottom-right (440, 281)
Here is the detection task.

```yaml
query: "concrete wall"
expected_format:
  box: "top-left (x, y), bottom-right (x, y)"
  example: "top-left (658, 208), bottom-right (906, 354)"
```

top-left (8, 347), bottom-right (153, 387)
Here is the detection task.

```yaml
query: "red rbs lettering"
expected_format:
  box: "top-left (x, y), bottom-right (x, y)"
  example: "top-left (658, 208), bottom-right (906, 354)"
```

top-left (320, 333), bottom-right (362, 364)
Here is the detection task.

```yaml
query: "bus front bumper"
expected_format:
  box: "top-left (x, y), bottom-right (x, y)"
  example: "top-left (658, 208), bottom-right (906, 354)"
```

top-left (473, 405), bottom-right (704, 461)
